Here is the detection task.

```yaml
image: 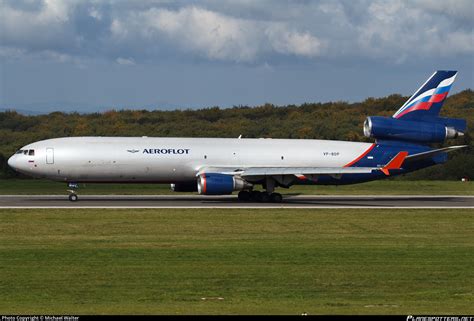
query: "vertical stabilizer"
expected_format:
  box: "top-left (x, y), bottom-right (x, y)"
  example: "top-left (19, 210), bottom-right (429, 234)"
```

top-left (393, 71), bottom-right (457, 120)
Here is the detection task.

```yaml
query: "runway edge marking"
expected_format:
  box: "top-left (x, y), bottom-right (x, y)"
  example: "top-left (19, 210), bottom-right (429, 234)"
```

top-left (0, 206), bottom-right (473, 209)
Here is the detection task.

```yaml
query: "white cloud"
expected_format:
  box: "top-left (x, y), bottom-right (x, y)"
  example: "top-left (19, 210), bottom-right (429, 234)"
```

top-left (265, 25), bottom-right (325, 58)
top-left (0, 0), bottom-right (472, 64)
top-left (0, 0), bottom-right (76, 52)
top-left (141, 6), bottom-right (262, 62)
top-left (356, 0), bottom-right (474, 58)
top-left (416, 0), bottom-right (473, 21)
top-left (0, 0), bottom-right (72, 32)
top-left (116, 57), bottom-right (135, 65)
top-left (0, 46), bottom-right (26, 59)
top-left (111, 6), bottom-right (324, 62)
top-left (88, 7), bottom-right (102, 21)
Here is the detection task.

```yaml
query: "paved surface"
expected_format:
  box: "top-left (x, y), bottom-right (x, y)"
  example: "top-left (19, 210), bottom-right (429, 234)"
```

top-left (0, 195), bottom-right (473, 208)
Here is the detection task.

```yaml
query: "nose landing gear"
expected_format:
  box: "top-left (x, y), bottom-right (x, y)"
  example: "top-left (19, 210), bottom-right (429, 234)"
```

top-left (68, 193), bottom-right (78, 202)
top-left (67, 182), bottom-right (79, 202)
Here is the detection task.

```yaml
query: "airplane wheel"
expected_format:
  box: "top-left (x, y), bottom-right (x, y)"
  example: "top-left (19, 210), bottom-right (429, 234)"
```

top-left (250, 191), bottom-right (261, 202)
top-left (270, 193), bottom-right (283, 203)
top-left (260, 192), bottom-right (271, 203)
top-left (69, 193), bottom-right (78, 202)
top-left (238, 191), bottom-right (251, 201)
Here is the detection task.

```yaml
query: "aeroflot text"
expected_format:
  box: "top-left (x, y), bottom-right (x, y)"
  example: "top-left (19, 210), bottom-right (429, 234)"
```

top-left (143, 148), bottom-right (190, 154)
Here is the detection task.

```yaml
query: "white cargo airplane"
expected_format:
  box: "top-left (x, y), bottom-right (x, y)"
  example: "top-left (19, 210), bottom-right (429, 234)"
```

top-left (7, 71), bottom-right (467, 202)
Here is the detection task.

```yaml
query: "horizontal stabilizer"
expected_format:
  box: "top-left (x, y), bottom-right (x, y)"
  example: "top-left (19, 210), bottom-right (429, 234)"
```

top-left (405, 145), bottom-right (468, 162)
top-left (381, 151), bottom-right (408, 176)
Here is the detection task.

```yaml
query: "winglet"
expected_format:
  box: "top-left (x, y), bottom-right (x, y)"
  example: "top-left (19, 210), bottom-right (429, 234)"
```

top-left (381, 151), bottom-right (408, 176)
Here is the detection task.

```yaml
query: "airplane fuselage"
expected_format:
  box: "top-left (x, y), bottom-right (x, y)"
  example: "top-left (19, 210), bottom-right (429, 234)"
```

top-left (7, 136), bottom-right (432, 186)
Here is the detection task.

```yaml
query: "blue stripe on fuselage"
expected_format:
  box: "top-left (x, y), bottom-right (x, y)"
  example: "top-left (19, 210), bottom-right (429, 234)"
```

top-left (298, 141), bottom-right (442, 186)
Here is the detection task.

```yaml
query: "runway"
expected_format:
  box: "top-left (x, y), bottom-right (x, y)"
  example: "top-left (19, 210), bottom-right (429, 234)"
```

top-left (0, 194), bottom-right (473, 208)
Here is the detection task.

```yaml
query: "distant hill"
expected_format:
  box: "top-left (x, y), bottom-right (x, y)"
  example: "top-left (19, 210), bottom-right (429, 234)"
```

top-left (0, 100), bottom-right (181, 115)
top-left (0, 108), bottom-right (42, 116)
top-left (0, 89), bottom-right (472, 179)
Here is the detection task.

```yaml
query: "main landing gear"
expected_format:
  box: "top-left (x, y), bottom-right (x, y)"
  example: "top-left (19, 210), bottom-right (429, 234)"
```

top-left (238, 177), bottom-right (283, 203)
top-left (238, 190), bottom-right (283, 203)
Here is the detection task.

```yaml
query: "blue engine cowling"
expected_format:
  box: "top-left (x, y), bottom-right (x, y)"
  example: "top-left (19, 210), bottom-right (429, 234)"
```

top-left (197, 173), bottom-right (251, 195)
top-left (363, 116), bottom-right (465, 143)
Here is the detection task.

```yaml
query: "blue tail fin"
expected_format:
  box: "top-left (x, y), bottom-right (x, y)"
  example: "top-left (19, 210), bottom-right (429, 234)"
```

top-left (393, 70), bottom-right (457, 120)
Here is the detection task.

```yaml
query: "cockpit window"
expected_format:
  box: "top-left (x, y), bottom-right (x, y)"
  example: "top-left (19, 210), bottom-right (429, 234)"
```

top-left (28, 150), bottom-right (35, 156)
top-left (23, 150), bottom-right (28, 155)
top-left (15, 150), bottom-right (23, 154)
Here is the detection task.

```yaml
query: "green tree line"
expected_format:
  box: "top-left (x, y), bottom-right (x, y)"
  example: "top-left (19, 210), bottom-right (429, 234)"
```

top-left (1, 90), bottom-right (472, 179)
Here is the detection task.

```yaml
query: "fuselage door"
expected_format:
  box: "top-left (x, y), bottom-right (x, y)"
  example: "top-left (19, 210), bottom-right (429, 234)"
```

top-left (46, 148), bottom-right (54, 164)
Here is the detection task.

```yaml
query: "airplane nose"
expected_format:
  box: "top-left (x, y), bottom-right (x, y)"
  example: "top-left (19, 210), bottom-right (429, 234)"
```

top-left (7, 156), bottom-right (16, 169)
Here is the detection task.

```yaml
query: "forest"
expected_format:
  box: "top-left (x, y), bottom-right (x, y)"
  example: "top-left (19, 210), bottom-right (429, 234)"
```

top-left (0, 89), bottom-right (472, 179)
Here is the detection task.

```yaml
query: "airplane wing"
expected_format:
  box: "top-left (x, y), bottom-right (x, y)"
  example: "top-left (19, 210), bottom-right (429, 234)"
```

top-left (198, 151), bottom-right (408, 178)
top-left (405, 145), bottom-right (467, 162)
top-left (240, 167), bottom-right (376, 176)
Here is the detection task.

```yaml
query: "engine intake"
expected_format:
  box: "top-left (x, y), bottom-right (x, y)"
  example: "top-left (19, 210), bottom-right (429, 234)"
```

top-left (363, 116), bottom-right (465, 143)
top-left (197, 173), bottom-right (252, 195)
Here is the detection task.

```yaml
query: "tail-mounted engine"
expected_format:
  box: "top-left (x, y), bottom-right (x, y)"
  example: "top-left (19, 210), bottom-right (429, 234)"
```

top-left (363, 116), bottom-right (466, 144)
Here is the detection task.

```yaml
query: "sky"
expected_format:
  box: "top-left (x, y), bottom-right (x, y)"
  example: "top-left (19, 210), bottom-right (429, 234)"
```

top-left (0, 0), bottom-right (473, 113)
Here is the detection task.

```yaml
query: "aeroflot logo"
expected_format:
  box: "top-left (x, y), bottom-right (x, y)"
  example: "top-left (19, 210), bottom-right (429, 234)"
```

top-left (142, 148), bottom-right (190, 155)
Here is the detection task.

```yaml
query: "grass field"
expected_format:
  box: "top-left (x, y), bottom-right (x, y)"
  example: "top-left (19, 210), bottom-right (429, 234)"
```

top-left (0, 178), bottom-right (472, 195)
top-left (0, 208), bottom-right (472, 315)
